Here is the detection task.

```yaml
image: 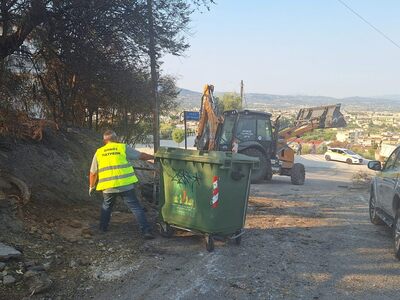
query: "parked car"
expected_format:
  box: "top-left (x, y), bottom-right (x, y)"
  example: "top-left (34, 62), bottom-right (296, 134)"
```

top-left (324, 147), bottom-right (363, 164)
top-left (368, 146), bottom-right (400, 259)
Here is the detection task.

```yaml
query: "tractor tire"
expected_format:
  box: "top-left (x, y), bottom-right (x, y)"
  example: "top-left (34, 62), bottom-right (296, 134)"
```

top-left (265, 159), bottom-right (273, 181)
top-left (241, 148), bottom-right (269, 183)
top-left (291, 163), bottom-right (305, 185)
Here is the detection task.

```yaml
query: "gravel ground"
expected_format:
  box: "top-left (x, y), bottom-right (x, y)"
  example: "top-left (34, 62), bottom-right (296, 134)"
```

top-left (82, 155), bottom-right (400, 300)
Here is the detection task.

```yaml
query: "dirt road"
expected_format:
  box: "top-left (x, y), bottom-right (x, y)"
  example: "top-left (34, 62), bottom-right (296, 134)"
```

top-left (84, 155), bottom-right (400, 300)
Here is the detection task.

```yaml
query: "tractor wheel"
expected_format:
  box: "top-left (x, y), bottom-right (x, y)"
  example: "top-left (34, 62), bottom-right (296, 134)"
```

top-left (291, 163), bottom-right (305, 185)
top-left (241, 148), bottom-right (268, 183)
top-left (265, 159), bottom-right (273, 181)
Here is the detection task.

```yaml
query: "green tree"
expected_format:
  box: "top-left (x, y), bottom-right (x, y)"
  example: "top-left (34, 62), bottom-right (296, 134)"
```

top-left (218, 93), bottom-right (242, 112)
top-left (160, 123), bottom-right (175, 139)
top-left (172, 128), bottom-right (185, 145)
top-left (0, 0), bottom-right (214, 142)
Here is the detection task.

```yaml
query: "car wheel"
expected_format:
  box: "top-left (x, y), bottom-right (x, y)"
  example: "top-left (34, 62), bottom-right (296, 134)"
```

top-left (346, 158), bottom-right (352, 164)
top-left (394, 210), bottom-right (400, 259)
top-left (325, 155), bottom-right (331, 161)
top-left (369, 193), bottom-right (383, 225)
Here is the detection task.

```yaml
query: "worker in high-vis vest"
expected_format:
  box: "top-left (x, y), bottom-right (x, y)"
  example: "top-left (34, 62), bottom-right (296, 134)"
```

top-left (89, 130), bottom-right (155, 239)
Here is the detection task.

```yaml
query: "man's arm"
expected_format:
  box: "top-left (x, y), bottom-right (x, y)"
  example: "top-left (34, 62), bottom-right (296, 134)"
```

top-left (139, 152), bottom-right (154, 161)
top-left (89, 154), bottom-right (98, 194)
top-left (126, 145), bottom-right (154, 161)
top-left (89, 172), bottom-right (98, 188)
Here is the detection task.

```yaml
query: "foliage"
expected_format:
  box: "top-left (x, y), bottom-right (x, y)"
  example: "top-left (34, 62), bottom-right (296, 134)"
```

top-left (350, 145), bottom-right (375, 160)
top-left (277, 116), bottom-right (295, 130)
top-left (302, 129), bottom-right (337, 142)
top-left (217, 93), bottom-right (242, 112)
top-left (172, 128), bottom-right (185, 144)
top-left (0, 0), bottom-right (213, 142)
top-left (160, 123), bottom-right (175, 139)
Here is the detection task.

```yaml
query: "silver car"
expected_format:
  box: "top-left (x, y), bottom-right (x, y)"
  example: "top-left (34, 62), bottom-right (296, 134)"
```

top-left (368, 146), bottom-right (400, 259)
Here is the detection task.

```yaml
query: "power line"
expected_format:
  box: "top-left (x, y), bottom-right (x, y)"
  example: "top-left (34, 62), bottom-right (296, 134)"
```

top-left (337, 0), bottom-right (400, 50)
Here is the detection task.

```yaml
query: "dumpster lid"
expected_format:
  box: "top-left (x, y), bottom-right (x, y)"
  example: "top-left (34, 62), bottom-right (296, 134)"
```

top-left (155, 147), bottom-right (259, 165)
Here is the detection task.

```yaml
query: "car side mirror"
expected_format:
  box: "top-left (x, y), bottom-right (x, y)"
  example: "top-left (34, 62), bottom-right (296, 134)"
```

top-left (368, 161), bottom-right (382, 171)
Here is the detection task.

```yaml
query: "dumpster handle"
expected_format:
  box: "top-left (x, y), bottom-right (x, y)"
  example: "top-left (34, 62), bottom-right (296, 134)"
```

top-left (219, 159), bottom-right (232, 170)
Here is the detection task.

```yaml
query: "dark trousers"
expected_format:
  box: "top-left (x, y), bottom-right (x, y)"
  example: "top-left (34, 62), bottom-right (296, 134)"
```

top-left (100, 189), bottom-right (150, 233)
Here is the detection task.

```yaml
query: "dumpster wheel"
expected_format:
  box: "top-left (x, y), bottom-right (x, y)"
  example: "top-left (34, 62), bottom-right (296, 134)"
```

top-left (234, 230), bottom-right (242, 245)
top-left (205, 234), bottom-right (215, 252)
top-left (158, 222), bottom-right (174, 238)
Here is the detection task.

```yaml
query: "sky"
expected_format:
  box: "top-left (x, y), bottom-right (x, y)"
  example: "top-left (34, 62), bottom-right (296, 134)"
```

top-left (161, 0), bottom-right (400, 98)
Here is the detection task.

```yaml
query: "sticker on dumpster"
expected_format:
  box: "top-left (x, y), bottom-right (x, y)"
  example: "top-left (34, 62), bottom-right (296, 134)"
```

top-left (211, 176), bottom-right (219, 208)
top-left (169, 169), bottom-right (201, 213)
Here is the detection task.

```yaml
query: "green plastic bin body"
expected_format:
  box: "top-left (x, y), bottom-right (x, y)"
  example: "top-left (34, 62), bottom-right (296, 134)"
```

top-left (155, 147), bottom-right (259, 236)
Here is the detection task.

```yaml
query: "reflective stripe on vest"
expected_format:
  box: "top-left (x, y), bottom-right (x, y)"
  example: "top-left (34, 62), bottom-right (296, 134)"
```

top-left (95, 142), bottom-right (138, 191)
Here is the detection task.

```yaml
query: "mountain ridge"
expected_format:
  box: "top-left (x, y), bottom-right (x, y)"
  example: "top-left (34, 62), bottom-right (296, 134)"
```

top-left (177, 88), bottom-right (400, 110)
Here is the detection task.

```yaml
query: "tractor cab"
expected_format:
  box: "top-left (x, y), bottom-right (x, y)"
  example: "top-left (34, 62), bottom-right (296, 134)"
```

top-left (217, 110), bottom-right (276, 157)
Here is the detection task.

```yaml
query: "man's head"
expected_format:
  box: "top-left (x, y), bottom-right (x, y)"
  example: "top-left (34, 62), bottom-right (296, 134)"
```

top-left (103, 130), bottom-right (118, 143)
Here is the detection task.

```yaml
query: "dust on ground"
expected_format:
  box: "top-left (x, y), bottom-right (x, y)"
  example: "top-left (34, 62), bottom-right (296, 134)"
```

top-left (1, 131), bottom-right (400, 300)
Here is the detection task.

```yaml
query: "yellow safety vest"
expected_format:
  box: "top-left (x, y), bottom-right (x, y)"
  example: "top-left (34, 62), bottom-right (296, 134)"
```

top-left (95, 142), bottom-right (138, 191)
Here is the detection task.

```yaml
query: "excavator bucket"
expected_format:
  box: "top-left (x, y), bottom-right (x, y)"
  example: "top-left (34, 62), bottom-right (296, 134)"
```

top-left (295, 104), bottom-right (346, 129)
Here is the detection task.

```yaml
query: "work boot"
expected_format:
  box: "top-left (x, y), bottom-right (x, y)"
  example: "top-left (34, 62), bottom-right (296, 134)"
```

top-left (143, 230), bottom-right (155, 240)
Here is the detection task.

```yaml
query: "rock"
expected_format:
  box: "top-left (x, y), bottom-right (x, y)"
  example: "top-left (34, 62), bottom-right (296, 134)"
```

top-left (45, 250), bottom-right (55, 256)
top-left (0, 242), bottom-right (22, 261)
top-left (43, 262), bottom-right (52, 270)
top-left (24, 270), bottom-right (40, 278)
top-left (0, 262), bottom-right (5, 271)
top-left (26, 272), bottom-right (52, 295)
top-left (69, 220), bottom-right (82, 228)
top-left (69, 260), bottom-right (77, 268)
top-left (28, 265), bottom-right (45, 272)
top-left (81, 228), bottom-right (93, 235)
top-left (3, 275), bottom-right (16, 285)
top-left (42, 227), bottom-right (52, 234)
top-left (42, 234), bottom-right (52, 241)
top-left (230, 281), bottom-right (247, 290)
top-left (77, 258), bottom-right (90, 266)
top-left (24, 260), bottom-right (37, 268)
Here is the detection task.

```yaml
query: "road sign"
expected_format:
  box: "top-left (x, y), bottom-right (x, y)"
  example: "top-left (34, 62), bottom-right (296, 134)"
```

top-left (184, 111), bottom-right (200, 121)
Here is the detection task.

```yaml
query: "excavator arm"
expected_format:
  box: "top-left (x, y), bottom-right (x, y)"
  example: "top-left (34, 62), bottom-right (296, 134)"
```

top-left (195, 85), bottom-right (224, 150)
top-left (278, 104), bottom-right (346, 141)
top-left (277, 104), bottom-right (346, 169)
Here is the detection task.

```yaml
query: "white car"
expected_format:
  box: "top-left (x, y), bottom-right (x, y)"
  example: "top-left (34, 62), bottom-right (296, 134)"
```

top-left (324, 147), bottom-right (363, 164)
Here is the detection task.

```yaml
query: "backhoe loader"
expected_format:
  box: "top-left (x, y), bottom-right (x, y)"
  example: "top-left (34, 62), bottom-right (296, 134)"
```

top-left (195, 84), bottom-right (347, 184)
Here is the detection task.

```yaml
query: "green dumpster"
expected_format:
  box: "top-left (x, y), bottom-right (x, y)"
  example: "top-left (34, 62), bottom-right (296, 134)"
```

top-left (155, 147), bottom-right (259, 251)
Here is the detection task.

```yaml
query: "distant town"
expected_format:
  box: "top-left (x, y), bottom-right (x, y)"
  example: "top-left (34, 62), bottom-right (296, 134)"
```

top-left (159, 88), bottom-right (400, 160)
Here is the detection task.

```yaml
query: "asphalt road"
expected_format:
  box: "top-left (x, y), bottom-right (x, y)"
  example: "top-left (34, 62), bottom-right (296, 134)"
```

top-left (86, 155), bottom-right (400, 300)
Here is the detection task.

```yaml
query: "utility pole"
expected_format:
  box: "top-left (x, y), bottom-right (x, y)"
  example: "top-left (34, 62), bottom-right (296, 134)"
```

top-left (240, 80), bottom-right (244, 109)
top-left (147, 0), bottom-right (160, 152)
